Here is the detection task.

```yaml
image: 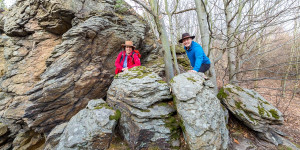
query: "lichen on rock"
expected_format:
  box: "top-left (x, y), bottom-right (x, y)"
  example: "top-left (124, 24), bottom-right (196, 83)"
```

top-left (107, 67), bottom-right (179, 149)
top-left (219, 84), bottom-right (284, 145)
top-left (170, 72), bottom-right (229, 150)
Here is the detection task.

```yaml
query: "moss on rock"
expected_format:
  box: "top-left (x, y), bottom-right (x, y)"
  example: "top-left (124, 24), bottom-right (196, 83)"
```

top-left (235, 101), bottom-right (243, 109)
top-left (269, 109), bottom-right (280, 119)
top-left (157, 80), bottom-right (166, 84)
top-left (94, 103), bottom-right (113, 110)
top-left (217, 88), bottom-right (228, 99)
top-left (187, 77), bottom-right (197, 82)
top-left (109, 109), bottom-right (121, 121)
top-left (177, 57), bottom-right (190, 70)
top-left (164, 116), bottom-right (180, 140)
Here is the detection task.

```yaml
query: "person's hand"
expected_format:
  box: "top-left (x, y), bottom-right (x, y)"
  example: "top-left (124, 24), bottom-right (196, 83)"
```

top-left (188, 70), bottom-right (197, 73)
top-left (122, 68), bottom-right (128, 72)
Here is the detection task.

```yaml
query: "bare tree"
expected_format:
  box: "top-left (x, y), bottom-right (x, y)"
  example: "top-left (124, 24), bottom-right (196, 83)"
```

top-left (131, 0), bottom-right (175, 82)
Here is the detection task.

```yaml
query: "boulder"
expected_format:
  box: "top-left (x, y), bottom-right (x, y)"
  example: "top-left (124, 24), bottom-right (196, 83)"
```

top-left (0, 0), bottom-right (157, 136)
top-left (107, 66), bottom-right (180, 149)
top-left (12, 130), bottom-right (45, 150)
top-left (56, 99), bottom-right (118, 150)
top-left (170, 72), bottom-right (229, 150)
top-left (219, 84), bottom-right (284, 145)
top-left (44, 123), bottom-right (68, 150)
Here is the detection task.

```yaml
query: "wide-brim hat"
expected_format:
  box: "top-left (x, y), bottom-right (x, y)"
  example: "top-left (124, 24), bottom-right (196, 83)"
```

top-left (178, 33), bottom-right (195, 43)
top-left (121, 41), bottom-right (135, 49)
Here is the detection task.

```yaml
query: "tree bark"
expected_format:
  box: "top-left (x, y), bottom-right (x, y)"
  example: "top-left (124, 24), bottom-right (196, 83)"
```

top-left (195, 0), bottom-right (218, 93)
top-left (164, 0), bottom-right (180, 74)
top-left (149, 0), bottom-right (174, 82)
top-left (223, 0), bottom-right (237, 83)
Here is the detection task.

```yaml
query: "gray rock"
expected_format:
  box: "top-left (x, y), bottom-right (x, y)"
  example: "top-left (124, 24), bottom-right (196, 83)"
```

top-left (170, 72), bottom-right (229, 150)
top-left (0, 0), bottom-right (161, 149)
top-left (44, 123), bottom-right (68, 150)
top-left (56, 99), bottom-right (118, 150)
top-left (107, 67), bottom-right (180, 149)
top-left (108, 66), bottom-right (172, 110)
top-left (0, 123), bottom-right (8, 136)
top-left (219, 84), bottom-right (284, 132)
top-left (219, 84), bottom-right (284, 145)
top-left (23, 14), bottom-right (152, 133)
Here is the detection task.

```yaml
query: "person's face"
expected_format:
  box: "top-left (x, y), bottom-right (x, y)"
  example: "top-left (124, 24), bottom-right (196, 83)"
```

top-left (125, 46), bottom-right (133, 54)
top-left (182, 38), bottom-right (192, 47)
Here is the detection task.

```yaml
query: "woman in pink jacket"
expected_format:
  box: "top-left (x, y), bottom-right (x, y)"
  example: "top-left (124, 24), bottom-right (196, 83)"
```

top-left (115, 41), bottom-right (141, 74)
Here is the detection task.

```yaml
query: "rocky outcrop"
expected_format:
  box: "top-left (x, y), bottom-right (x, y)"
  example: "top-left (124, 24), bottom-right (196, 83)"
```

top-left (12, 130), bottom-right (45, 150)
top-left (170, 72), bottom-right (229, 150)
top-left (219, 84), bottom-right (284, 145)
top-left (0, 0), bottom-right (157, 139)
top-left (44, 123), bottom-right (68, 150)
top-left (56, 99), bottom-right (118, 150)
top-left (107, 66), bottom-right (180, 149)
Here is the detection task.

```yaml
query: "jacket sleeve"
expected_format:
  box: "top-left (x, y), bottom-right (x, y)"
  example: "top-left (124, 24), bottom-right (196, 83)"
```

top-left (115, 52), bottom-right (123, 70)
top-left (128, 53), bottom-right (141, 69)
top-left (193, 46), bottom-right (204, 72)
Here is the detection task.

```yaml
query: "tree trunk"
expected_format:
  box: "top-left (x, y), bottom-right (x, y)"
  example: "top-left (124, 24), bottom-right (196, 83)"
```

top-left (164, 0), bottom-right (180, 75)
top-left (149, 0), bottom-right (174, 82)
top-left (223, 0), bottom-right (237, 83)
top-left (195, 0), bottom-right (218, 93)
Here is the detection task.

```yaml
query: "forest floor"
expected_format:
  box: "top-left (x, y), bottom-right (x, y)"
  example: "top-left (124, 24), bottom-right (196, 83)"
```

top-left (253, 80), bottom-right (300, 144)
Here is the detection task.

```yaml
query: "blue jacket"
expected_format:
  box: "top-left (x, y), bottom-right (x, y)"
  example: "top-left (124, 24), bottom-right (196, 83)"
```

top-left (184, 41), bottom-right (211, 71)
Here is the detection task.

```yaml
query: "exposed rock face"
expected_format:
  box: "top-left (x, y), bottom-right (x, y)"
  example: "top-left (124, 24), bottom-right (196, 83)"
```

top-left (219, 84), bottom-right (284, 145)
top-left (44, 123), bottom-right (68, 150)
top-left (170, 72), bottom-right (229, 150)
top-left (12, 130), bottom-right (45, 150)
top-left (107, 66), bottom-right (180, 149)
top-left (56, 99), bottom-right (118, 150)
top-left (0, 0), bottom-right (156, 138)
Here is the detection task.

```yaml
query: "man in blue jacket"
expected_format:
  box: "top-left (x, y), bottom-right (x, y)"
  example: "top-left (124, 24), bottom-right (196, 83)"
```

top-left (179, 33), bottom-right (211, 73)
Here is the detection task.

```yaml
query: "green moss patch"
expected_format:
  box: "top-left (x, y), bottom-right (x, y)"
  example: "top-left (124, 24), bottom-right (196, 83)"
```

top-left (94, 103), bottom-right (113, 110)
top-left (140, 109), bottom-right (151, 112)
top-left (128, 66), bottom-right (153, 80)
top-left (179, 119), bottom-right (186, 133)
top-left (234, 86), bottom-right (244, 92)
top-left (277, 145), bottom-right (293, 150)
top-left (170, 78), bottom-right (175, 83)
top-left (217, 88), bottom-right (228, 99)
top-left (177, 57), bottom-right (190, 70)
top-left (187, 77), bottom-right (197, 82)
top-left (109, 109), bottom-right (121, 121)
top-left (269, 109), bottom-right (280, 119)
top-left (244, 110), bottom-right (256, 123)
top-left (157, 80), bottom-right (166, 84)
top-left (257, 105), bottom-right (265, 116)
top-left (175, 45), bottom-right (185, 54)
top-left (235, 101), bottom-right (243, 109)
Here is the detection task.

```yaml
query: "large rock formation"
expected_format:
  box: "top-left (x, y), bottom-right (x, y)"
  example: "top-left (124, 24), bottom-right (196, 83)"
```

top-left (55, 99), bottom-right (118, 150)
top-left (170, 72), bottom-right (229, 150)
top-left (107, 66), bottom-right (180, 149)
top-left (218, 84), bottom-right (284, 145)
top-left (0, 0), bottom-right (159, 149)
top-left (0, 0), bottom-right (156, 137)
top-left (44, 123), bottom-right (67, 150)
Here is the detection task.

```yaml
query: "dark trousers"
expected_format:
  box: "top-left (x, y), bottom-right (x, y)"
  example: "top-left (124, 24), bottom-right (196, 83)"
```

top-left (199, 64), bottom-right (210, 73)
